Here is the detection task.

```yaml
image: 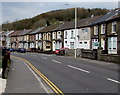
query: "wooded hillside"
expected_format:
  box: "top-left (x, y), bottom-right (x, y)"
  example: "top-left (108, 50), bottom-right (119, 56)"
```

top-left (2, 8), bottom-right (109, 31)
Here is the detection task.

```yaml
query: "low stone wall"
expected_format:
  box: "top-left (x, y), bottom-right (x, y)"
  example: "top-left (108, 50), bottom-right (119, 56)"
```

top-left (63, 48), bottom-right (120, 64)
top-left (65, 49), bottom-right (97, 60)
top-left (100, 54), bottom-right (120, 63)
top-left (65, 49), bottom-right (75, 56)
top-left (81, 49), bottom-right (97, 60)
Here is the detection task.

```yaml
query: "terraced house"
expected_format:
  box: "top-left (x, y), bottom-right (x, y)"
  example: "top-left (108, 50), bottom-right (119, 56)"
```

top-left (53, 16), bottom-right (101, 50)
top-left (90, 8), bottom-right (120, 55)
top-left (17, 29), bottom-right (31, 49)
top-left (10, 30), bottom-right (23, 49)
top-left (38, 24), bottom-right (61, 52)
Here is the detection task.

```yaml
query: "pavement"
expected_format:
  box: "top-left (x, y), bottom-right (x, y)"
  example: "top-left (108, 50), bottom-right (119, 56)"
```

top-left (0, 56), bottom-right (53, 94)
top-left (0, 68), bottom-right (7, 94)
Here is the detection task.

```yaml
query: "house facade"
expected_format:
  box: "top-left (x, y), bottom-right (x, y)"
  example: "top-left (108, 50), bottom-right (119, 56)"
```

top-left (53, 16), bottom-right (100, 50)
top-left (90, 8), bottom-right (120, 55)
top-left (38, 24), bottom-right (61, 51)
top-left (10, 31), bottom-right (23, 49)
top-left (106, 13), bottom-right (120, 54)
top-left (78, 27), bottom-right (91, 49)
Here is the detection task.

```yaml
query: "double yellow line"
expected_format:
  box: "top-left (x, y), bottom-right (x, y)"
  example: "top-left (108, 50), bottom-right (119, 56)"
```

top-left (11, 55), bottom-right (64, 95)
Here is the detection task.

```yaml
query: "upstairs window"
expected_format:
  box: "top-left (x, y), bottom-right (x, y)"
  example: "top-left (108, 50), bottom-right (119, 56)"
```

top-left (101, 24), bottom-right (105, 34)
top-left (71, 30), bottom-right (74, 39)
top-left (94, 25), bottom-right (98, 35)
top-left (39, 34), bottom-right (41, 40)
top-left (52, 32), bottom-right (56, 39)
top-left (36, 34), bottom-right (38, 40)
top-left (65, 31), bottom-right (67, 39)
top-left (112, 21), bottom-right (116, 33)
top-left (58, 31), bottom-right (61, 39)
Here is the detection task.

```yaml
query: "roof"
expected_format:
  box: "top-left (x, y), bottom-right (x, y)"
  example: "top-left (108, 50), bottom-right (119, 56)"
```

top-left (90, 8), bottom-right (120, 25)
top-left (108, 12), bottom-right (120, 21)
top-left (9, 30), bottom-right (23, 37)
top-left (38, 24), bottom-right (61, 33)
top-left (17, 29), bottom-right (32, 36)
top-left (53, 16), bottom-right (101, 31)
top-left (28, 27), bottom-right (45, 35)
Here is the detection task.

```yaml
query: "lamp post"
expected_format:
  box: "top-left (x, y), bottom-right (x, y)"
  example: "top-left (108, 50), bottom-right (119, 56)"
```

top-left (65, 4), bottom-right (77, 58)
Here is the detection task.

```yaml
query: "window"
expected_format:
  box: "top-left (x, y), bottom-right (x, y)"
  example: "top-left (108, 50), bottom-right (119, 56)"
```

top-left (84, 42), bottom-right (87, 44)
top-left (79, 42), bottom-right (82, 44)
top-left (85, 29), bottom-right (88, 32)
top-left (52, 32), bottom-right (56, 39)
top-left (36, 34), bottom-right (38, 40)
top-left (82, 28), bottom-right (88, 33)
top-left (108, 37), bottom-right (117, 51)
top-left (101, 24), bottom-right (105, 34)
top-left (82, 29), bottom-right (85, 33)
top-left (94, 25), bottom-right (98, 35)
top-left (71, 31), bottom-right (74, 39)
top-left (65, 31), bottom-right (67, 39)
top-left (54, 32), bottom-right (56, 39)
top-left (39, 34), bottom-right (41, 40)
top-left (58, 32), bottom-right (61, 39)
top-left (70, 42), bottom-right (74, 49)
top-left (112, 22), bottom-right (116, 33)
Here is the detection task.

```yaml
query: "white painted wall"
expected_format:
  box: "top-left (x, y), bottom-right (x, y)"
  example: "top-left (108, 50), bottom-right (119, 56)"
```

top-left (78, 27), bottom-right (91, 49)
top-left (64, 29), bottom-right (79, 49)
top-left (64, 27), bottom-right (91, 49)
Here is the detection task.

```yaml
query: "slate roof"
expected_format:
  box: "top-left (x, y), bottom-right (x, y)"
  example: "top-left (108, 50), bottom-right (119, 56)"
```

top-left (9, 30), bottom-right (23, 37)
top-left (28, 27), bottom-right (45, 35)
top-left (38, 24), bottom-right (61, 33)
top-left (90, 8), bottom-right (120, 25)
top-left (17, 29), bottom-right (32, 36)
top-left (108, 12), bottom-right (120, 21)
top-left (53, 16), bottom-right (101, 31)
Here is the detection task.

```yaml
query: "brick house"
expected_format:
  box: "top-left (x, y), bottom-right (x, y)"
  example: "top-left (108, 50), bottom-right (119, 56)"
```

top-left (10, 30), bottom-right (23, 49)
top-left (27, 31), bottom-right (36, 50)
top-left (17, 29), bottom-right (31, 49)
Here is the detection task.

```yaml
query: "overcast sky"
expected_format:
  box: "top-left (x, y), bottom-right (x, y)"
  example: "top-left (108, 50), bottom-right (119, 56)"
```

top-left (1, 1), bottom-right (120, 24)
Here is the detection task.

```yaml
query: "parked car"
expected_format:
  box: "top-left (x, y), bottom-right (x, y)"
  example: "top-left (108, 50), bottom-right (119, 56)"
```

top-left (54, 49), bottom-right (60, 55)
top-left (54, 47), bottom-right (69, 55)
top-left (7, 48), bottom-right (14, 52)
top-left (17, 48), bottom-right (26, 53)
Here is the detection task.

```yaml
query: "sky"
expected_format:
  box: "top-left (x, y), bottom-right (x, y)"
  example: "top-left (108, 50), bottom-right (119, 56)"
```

top-left (1, 0), bottom-right (120, 24)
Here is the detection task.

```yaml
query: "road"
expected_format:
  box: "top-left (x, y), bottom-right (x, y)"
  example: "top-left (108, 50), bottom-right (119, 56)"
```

top-left (11, 52), bottom-right (119, 94)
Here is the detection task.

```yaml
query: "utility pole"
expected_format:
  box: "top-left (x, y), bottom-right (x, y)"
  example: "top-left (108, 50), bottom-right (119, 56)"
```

top-left (65, 4), bottom-right (77, 58)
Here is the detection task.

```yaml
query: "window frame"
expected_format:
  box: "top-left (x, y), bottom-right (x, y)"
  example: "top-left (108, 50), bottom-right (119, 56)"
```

top-left (94, 25), bottom-right (98, 35)
top-left (112, 21), bottom-right (117, 33)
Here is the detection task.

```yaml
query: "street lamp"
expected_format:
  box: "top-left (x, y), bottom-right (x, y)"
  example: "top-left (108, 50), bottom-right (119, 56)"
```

top-left (65, 4), bottom-right (77, 58)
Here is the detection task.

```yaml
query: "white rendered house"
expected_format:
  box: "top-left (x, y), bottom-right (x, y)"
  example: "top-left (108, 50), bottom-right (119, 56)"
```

top-left (64, 29), bottom-right (79, 49)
